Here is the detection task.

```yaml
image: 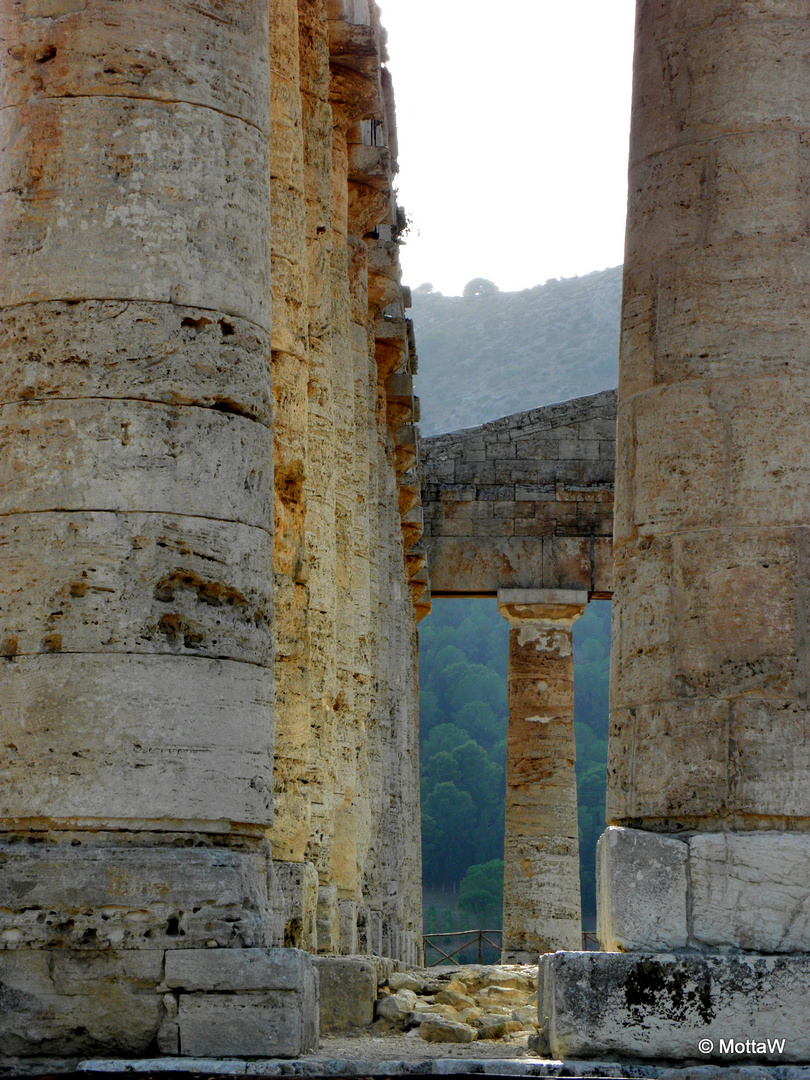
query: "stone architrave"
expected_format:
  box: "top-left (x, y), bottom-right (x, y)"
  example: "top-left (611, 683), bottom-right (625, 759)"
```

top-left (498, 588), bottom-right (587, 962)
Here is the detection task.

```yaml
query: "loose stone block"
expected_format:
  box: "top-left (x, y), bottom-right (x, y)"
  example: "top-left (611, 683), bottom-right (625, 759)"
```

top-left (312, 957), bottom-right (375, 1032)
top-left (690, 832), bottom-right (810, 952)
top-left (540, 951), bottom-right (810, 1062)
top-left (597, 827), bottom-right (689, 952)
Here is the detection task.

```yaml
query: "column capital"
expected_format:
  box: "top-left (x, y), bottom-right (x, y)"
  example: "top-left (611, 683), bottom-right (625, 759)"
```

top-left (497, 588), bottom-right (588, 626)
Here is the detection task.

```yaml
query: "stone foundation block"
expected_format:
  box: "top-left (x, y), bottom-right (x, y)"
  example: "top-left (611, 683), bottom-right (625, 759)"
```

top-left (597, 827), bottom-right (810, 953)
top-left (0, 949), bottom-right (163, 1057)
top-left (273, 860), bottom-right (318, 951)
top-left (540, 951), bottom-right (810, 1062)
top-left (312, 956), bottom-right (375, 1032)
top-left (597, 826), bottom-right (688, 951)
top-left (690, 832), bottom-right (810, 952)
top-left (165, 948), bottom-right (318, 1057)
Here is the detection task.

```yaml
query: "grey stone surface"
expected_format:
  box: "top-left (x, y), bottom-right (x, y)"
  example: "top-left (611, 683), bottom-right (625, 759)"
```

top-left (421, 389), bottom-right (615, 596)
top-left (312, 957), bottom-right (375, 1033)
top-left (597, 827), bottom-right (689, 951)
top-left (597, 828), bottom-right (810, 953)
top-left (176, 991), bottom-right (311, 1058)
top-left (690, 833), bottom-right (810, 952)
top-left (316, 884), bottom-right (339, 954)
top-left (0, 839), bottom-right (273, 951)
top-left (540, 951), bottom-right (810, 1062)
top-left (165, 948), bottom-right (314, 993)
top-left (274, 861), bottom-right (318, 952)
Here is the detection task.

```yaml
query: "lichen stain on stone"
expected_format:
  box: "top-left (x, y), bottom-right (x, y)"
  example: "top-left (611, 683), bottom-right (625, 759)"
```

top-left (624, 958), bottom-right (715, 1025)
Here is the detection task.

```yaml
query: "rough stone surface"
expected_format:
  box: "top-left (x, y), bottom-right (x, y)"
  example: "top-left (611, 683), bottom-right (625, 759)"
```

top-left (597, 827), bottom-right (689, 952)
top-left (608, 0), bottom-right (810, 835)
top-left (419, 1018), bottom-right (478, 1044)
top-left (0, 0), bottom-right (423, 1059)
top-left (598, 827), bottom-right (810, 954)
top-left (540, 952), bottom-right (810, 1062)
top-left (421, 390), bottom-right (615, 596)
top-left (313, 957), bottom-right (376, 1033)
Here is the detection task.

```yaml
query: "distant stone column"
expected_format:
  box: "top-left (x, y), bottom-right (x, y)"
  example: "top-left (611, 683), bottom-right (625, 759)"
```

top-left (498, 589), bottom-right (587, 962)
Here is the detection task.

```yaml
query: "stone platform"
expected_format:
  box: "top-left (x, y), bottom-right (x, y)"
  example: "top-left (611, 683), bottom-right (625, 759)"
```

top-left (539, 952), bottom-right (810, 1064)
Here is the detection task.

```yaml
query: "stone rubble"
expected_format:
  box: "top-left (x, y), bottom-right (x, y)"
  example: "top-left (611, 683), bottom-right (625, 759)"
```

top-left (371, 965), bottom-right (539, 1045)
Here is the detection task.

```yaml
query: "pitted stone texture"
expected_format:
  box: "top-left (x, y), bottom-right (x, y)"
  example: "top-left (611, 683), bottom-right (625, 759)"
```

top-left (275, 861), bottom-right (319, 951)
top-left (421, 390), bottom-right (615, 596)
top-left (610, 0), bottom-right (810, 835)
top-left (0, 654), bottom-right (273, 824)
top-left (317, 883), bottom-right (340, 954)
top-left (165, 948), bottom-right (313, 993)
top-left (0, 401), bottom-right (273, 530)
top-left (0, 0), bottom-right (271, 129)
top-left (313, 957), bottom-right (375, 1033)
top-left (0, 302), bottom-right (272, 423)
top-left (0, 512), bottom-right (273, 664)
top-left (597, 827), bottom-right (689, 952)
top-left (540, 951), bottom-right (810, 1062)
top-left (0, 99), bottom-right (271, 327)
top-left (0, 948), bottom-right (163, 1057)
top-left (0, 839), bottom-right (273, 950)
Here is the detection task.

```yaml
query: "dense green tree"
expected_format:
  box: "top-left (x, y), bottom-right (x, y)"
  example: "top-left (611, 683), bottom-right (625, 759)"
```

top-left (459, 860), bottom-right (504, 926)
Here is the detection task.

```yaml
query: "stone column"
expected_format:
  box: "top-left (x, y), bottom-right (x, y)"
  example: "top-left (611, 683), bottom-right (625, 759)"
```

top-left (0, 0), bottom-right (308, 1056)
top-left (537, 3), bottom-right (810, 1064)
top-left (601, 0), bottom-right (810, 953)
top-left (498, 589), bottom-right (587, 962)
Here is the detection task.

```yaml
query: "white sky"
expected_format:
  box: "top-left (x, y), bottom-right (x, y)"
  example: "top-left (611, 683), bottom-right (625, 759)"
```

top-left (378, 0), bottom-right (637, 296)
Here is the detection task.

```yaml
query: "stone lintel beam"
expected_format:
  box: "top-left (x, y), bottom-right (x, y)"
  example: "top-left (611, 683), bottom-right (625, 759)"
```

top-left (498, 587), bottom-right (587, 963)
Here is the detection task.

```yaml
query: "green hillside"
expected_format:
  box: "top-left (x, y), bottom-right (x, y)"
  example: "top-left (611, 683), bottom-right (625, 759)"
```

top-left (412, 266), bottom-right (622, 436)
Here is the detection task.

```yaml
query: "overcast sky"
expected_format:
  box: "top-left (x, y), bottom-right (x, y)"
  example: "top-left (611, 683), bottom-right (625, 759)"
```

top-left (379, 0), bottom-right (636, 296)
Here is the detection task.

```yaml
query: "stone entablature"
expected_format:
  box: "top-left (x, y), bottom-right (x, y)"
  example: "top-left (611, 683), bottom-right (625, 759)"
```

top-left (420, 389), bottom-right (616, 597)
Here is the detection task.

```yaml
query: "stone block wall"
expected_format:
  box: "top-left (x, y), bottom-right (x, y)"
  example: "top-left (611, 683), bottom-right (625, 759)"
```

top-left (421, 389), bottom-right (616, 596)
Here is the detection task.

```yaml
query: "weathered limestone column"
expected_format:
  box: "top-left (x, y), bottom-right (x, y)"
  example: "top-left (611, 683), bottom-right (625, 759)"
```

top-left (539, 2), bottom-right (810, 1063)
top-left (603, 0), bottom-right (810, 947)
top-left (0, 0), bottom-right (321, 1057)
top-left (498, 589), bottom-right (586, 962)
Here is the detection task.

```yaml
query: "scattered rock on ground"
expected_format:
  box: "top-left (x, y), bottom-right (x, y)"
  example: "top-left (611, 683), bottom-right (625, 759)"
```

top-left (419, 1017), bottom-right (477, 1043)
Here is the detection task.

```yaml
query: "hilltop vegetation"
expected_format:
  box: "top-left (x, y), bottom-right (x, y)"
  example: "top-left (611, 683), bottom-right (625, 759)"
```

top-left (412, 266), bottom-right (622, 436)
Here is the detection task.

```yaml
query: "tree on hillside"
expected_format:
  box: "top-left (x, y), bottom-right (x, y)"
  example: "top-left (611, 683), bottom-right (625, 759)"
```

top-left (459, 859), bottom-right (504, 927)
top-left (463, 277), bottom-right (500, 299)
